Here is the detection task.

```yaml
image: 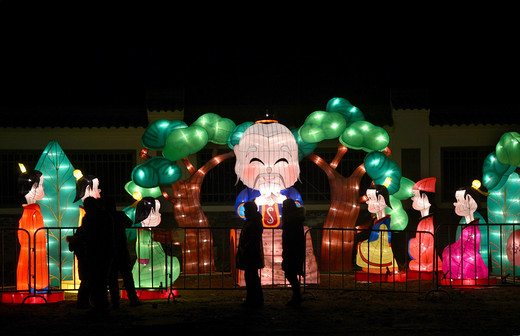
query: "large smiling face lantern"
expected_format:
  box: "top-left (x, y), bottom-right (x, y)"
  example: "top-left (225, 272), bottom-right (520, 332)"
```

top-left (234, 121), bottom-right (302, 228)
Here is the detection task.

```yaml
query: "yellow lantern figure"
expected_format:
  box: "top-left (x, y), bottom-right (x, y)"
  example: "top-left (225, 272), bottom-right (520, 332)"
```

top-left (356, 185), bottom-right (398, 273)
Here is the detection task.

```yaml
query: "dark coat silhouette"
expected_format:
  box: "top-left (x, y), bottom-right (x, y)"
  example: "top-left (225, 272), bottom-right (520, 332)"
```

top-left (81, 197), bottom-right (115, 311)
top-left (236, 201), bottom-right (264, 271)
top-left (236, 201), bottom-right (264, 307)
top-left (105, 198), bottom-right (140, 307)
top-left (282, 199), bottom-right (306, 276)
top-left (281, 198), bottom-right (306, 306)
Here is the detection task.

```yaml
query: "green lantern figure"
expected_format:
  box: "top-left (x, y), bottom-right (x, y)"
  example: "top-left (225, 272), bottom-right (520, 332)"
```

top-left (132, 196), bottom-right (180, 289)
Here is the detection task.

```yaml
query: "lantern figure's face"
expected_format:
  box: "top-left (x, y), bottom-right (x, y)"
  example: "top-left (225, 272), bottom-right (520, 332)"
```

top-left (83, 178), bottom-right (102, 200)
top-left (454, 190), bottom-right (477, 217)
top-left (366, 189), bottom-right (385, 215)
top-left (33, 176), bottom-right (45, 202)
top-left (411, 190), bottom-right (430, 212)
top-left (234, 123), bottom-right (300, 195)
top-left (141, 200), bottom-right (161, 228)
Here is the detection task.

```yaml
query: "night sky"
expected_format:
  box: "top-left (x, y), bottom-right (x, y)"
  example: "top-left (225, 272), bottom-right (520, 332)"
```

top-left (0, 3), bottom-right (518, 123)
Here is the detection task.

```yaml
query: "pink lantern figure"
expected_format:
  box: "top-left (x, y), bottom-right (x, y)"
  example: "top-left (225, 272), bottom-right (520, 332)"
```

top-left (408, 177), bottom-right (442, 272)
top-left (442, 184), bottom-right (488, 280)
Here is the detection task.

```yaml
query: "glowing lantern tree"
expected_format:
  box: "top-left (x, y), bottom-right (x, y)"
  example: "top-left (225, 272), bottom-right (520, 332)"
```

top-left (130, 114), bottom-right (236, 274)
top-left (34, 141), bottom-right (79, 287)
top-left (483, 131), bottom-right (520, 277)
top-left (296, 98), bottom-right (412, 271)
top-left (131, 98), bottom-right (412, 275)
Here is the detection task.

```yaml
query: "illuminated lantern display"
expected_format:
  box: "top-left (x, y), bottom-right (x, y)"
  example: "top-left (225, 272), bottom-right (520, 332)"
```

top-left (483, 132), bottom-right (520, 277)
top-left (132, 196), bottom-right (180, 289)
top-left (132, 115), bottom-right (237, 274)
top-left (292, 97), bottom-right (412, 272)
top-left (442, 183), bottom-right (489, 282)
top-left (234, 119), bottom-right (318, 284)
top-left (408, 177), bottom-right (442, 272)
top-left (356, 184), bottom-right (398, 274)
top-left (507, 229), bottom-right (520, 267)
top-left (16, 164), bottom-right (49, 291)
top-left (34, 141), bottom-right (79, 288)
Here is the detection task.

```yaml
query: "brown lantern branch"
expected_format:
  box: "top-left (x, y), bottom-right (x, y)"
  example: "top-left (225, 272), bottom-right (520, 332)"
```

top-left (307, 148), bottom-right (367, 272)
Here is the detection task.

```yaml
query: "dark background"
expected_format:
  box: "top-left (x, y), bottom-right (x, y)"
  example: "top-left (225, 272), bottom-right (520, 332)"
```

top-left (1, 3), bottom-right (518, 126)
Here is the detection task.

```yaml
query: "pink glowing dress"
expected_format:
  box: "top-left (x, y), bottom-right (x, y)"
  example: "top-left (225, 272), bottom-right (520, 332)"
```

top-left (442, 219), bottom-right (488, 280)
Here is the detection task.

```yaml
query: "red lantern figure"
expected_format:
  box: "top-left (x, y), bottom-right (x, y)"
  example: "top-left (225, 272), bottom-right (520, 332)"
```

top-left (408, 177), bottom-right (442, 272)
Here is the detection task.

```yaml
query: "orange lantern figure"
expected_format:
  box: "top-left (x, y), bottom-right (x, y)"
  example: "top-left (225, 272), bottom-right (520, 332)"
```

top-left (17, 164), bottom-right (49, 291)
top-left (408, 177), bottom-right (442, 272)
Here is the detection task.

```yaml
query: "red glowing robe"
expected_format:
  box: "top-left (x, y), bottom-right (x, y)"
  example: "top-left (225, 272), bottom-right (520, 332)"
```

top-left (408, 215), bottom-right (442, 272)
top-left (17, 203), bottom-right (49, 291)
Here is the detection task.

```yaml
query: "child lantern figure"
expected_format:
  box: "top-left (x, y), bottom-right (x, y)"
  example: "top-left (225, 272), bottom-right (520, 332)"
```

top-left (408, 177), bottom-right (442, 272)
top-left (356, 183), bottom-right (398, 274)
top-left (132, 196), bottom-right (180, 289)
top-left (442, 181), bottom-right (489, 281)
top-left (17, 163), bottom-right (49, 291)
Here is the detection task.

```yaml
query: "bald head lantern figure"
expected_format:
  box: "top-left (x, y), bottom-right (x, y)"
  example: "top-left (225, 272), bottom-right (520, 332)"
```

top-left (234, 121), bottom-right (303, 228)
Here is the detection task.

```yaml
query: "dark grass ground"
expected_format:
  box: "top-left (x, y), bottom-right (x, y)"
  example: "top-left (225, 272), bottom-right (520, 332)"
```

top-left (1, 285), bottom-right (520, 336)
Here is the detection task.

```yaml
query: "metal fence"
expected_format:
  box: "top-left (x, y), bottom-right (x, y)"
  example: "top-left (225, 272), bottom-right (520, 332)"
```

top-left (1, 223), bottom-right (520, 302)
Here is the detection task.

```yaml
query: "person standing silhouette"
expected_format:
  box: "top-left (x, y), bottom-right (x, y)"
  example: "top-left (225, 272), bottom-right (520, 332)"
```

top-left (281, 198), bottom-right (306, 306)
top-left (236, 201), bottom-right (264, 307)
top-left (105, 197), bottom-right (141, 308)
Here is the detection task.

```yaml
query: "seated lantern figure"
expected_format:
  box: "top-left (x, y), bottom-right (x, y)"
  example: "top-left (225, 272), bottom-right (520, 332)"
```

top-left (17, 164), bottom-right (49, 291)
top-left (442, 182), bottom-right (488, 280)
top-left (356, 184), bottom-right (398, 273)
top-left (132, 196), bottom-right (180, 289)
top-left (233, 118), bottom-right (318, 284)
top-left (408, 177), bottom-right (442, 272)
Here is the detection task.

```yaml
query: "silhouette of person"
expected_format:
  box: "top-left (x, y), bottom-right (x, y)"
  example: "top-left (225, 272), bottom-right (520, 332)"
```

top-left (81, 196), bottom-right (114, 312)
top-left (105, 197), bottom-right (141, 308)
top-left (281, 198), bottom-right (306, 306)
top-left (236, 201), bottom-right (264, 307)
top-left (67, 171), bottom-right (103, 308)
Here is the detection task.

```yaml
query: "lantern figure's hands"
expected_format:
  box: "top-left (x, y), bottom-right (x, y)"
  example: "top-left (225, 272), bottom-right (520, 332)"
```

top-left (256, 192), bottom-right (287, 206)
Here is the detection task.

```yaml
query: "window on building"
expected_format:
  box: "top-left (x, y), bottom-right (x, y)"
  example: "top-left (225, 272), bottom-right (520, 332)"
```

top-left (441, 146), bottom-right (494, 202)
top-left (0, 150), bottom-right (135, 207)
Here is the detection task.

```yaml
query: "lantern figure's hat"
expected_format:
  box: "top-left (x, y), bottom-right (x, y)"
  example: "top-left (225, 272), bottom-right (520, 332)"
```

top-left (413, 177), bottom-right (436, 193)
top-left (255, 108), bottom-right (278, 124)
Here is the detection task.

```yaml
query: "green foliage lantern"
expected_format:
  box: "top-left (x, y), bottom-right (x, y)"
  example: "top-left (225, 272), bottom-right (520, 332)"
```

top-left (141, 119), bottom-right (188, 150)
top-left (340, 120), bottom-right (389, 152)
top-left (292, 128), bottom-right (317, 161)
top-left (496, 131), bottom-right (520, 167)
top-left (192, 113), bottom-right (237, 145)
top-left (124, 181), bottom-right (162, 199)
top-left (163, 125), bottom-right (209, 162)
top-left (228, 121), bottom-right (254, 149)
top-left (364, 151), bottom-right (402, 195)
top-left (132, 157), bottom-right (182, 188)
top-left (298, 111), bottom-right (347, 143)
top-left (385, 177), bottom-right (415, 231)
top-left (35, 141), bottom-right (79, 286)
top-left (326, 97), bottom-right (365, 125)
top-left (483, 151), bottom-right (516, 191)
